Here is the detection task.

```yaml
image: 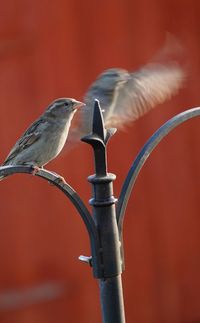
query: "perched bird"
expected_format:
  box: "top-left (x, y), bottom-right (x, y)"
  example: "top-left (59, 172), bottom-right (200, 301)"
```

top-left (69, 36), bottom-right (186, 143)
top-left (1, 98), bottom-right (84, 177)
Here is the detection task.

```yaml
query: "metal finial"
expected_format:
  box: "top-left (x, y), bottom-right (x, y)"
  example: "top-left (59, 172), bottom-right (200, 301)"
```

top-left (81, 100), bottom-right (116, 176)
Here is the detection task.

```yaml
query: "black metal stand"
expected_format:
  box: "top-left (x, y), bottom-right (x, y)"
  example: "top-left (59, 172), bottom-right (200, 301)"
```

top-left (1, 101), bottom-right (200, 323)
top-left (81, 102), bottom-right (125, 322)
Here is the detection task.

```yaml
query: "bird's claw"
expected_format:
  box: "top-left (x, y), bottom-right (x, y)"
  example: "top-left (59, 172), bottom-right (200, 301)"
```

top-left (31, 166), bottom-right (41, 176)
top-left (53, 176), bottom-right (66, 185)
top-left (48, 172), bottom-right (66, 186)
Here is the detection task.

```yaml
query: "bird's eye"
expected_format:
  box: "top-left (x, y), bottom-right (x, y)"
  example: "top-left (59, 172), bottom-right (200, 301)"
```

top-left (64, 102), bottom-right (69, 107)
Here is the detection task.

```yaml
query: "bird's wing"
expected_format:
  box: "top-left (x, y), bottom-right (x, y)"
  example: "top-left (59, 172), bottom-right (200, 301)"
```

top-left (3, 118), bottom-right (47, 164)
top-left (105, 62), bottom-right (185, 129)
top-left (68, 35), bottom-right (186, 143)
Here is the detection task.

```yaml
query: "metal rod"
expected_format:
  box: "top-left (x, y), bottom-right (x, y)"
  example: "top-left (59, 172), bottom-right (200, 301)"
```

top-left (117, 106), bottom-right (200, 234)
top-left (99, 275), bottom-right (126, 323)
top-left (0, 165), bottom-right (102, 277)
top-left (89, 173), bottom-right (125, 322)
top-left (82, 100), bottom-right (126, 322)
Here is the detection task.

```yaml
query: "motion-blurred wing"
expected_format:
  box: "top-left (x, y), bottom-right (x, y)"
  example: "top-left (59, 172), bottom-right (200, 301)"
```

top-left (105, 62), bottom-right (185, 129)
top-left (68, 35), bottom-right (186, 145)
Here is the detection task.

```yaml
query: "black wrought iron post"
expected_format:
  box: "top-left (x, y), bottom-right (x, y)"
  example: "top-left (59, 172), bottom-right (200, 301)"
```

top-left (0, 101), bottom-right (200, 323)
top-left (81, 100), bottom-right (125, 323)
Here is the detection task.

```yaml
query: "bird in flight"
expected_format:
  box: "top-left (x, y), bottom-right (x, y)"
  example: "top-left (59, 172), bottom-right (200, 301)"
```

top-left (69, 36), bottom-right (186, 144)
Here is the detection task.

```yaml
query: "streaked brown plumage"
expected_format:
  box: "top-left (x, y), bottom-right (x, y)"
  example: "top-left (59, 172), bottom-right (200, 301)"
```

top-left (1, 98), bottom-right (84, 180)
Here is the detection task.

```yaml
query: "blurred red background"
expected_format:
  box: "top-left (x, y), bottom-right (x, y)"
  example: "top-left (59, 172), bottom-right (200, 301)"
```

top-left (0, 1), bottom-right (200, 322)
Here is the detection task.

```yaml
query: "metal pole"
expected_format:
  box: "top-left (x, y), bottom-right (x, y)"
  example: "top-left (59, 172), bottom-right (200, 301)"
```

top-left (99, 275), bottom-right (126, 323)
top-left (82, 100), bottom-right (126, 323)
top-left (88, 173), bottom-right (125, 323)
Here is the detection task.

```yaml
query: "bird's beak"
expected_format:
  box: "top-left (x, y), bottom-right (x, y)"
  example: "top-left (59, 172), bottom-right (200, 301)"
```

top-left (73, 100), bottom-right (85, 110)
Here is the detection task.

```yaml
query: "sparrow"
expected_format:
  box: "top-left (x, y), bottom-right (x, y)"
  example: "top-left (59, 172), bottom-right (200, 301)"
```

top-left (69, 36), bottom-right (186, 143)
top-left (1, 98), bottom-right (84, 178)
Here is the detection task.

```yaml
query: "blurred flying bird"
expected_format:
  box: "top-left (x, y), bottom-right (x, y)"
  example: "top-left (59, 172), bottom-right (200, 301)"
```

top-left (69, 36), bottom-right (186, 143)
top-left (1, 98), bottom-right (84, 179)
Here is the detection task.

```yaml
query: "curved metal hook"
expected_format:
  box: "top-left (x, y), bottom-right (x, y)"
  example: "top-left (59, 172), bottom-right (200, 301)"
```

top-left (0, 165), bottom-right (102, 277)
top-left (117, 107), bottom-right (200, 234)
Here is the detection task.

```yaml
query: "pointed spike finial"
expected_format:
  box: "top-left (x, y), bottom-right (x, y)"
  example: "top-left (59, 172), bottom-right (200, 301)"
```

top-left (93, 99), bottom-right (106, 141)
top-left (81, 100), bottom-right (117, 176)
